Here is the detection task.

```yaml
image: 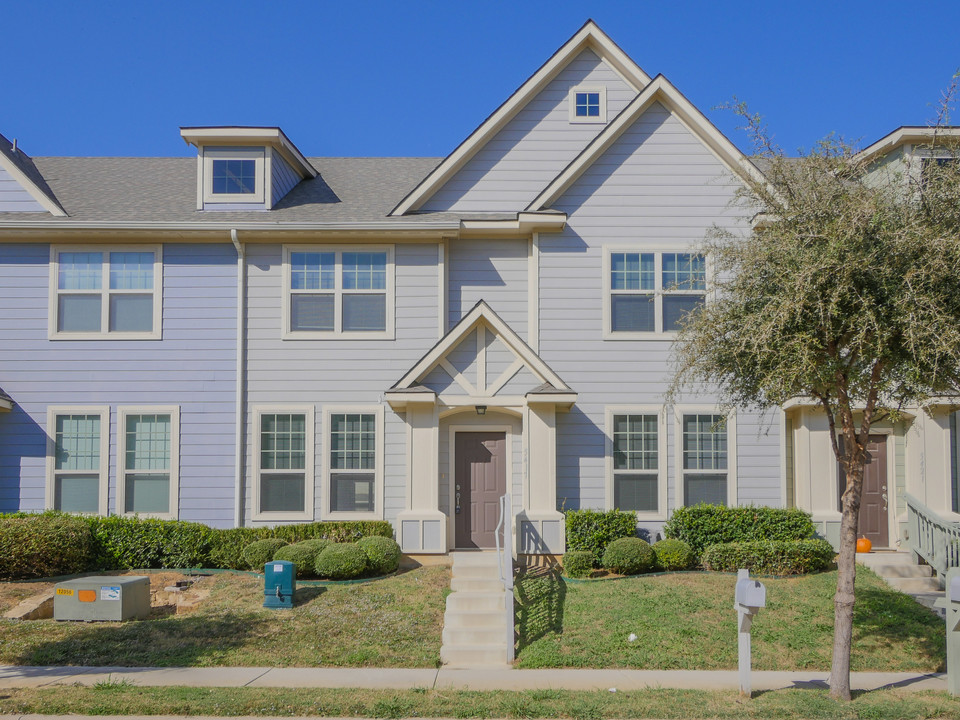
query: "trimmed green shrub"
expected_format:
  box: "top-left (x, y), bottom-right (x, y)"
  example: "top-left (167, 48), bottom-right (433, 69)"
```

top-left (701, 539), bottom-right (836, 576)
top-left (357, 536), bottom-right (402, 575)
top-left (298, 538), bottom-right (331, 555)
top-left (208, 528), bottom-right (262, 570)
top-left (602, 537), bottom-right (656, 575)
top-left (271, 521), bottom-right (393, 544)
top-left (86, 515), bottom-right (215, 570)
top-left (274, 542), bottom-right (321, 578)
top-left (0, 513), bottom-right (94, 580)
top-left (565, 509), bottom-right (637, 565)
top-left (653, 538), bottom-right (696, 571)
top-left (314, 542), bottom-right (369, 579)
top-left (242, 539), bottom-right (289, 570)
top-left (561, 550), bottom-right (595, 579)
top-left (662, 505), bottom-right (816, 557)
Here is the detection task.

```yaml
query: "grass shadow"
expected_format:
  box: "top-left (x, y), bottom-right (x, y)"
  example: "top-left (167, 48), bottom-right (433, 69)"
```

top-left (13, 611), bottom-right (269, 667)
top-left (852, 585), bottom-right (946, 671)
top-left (293, 586), bottom-right (326, 606)
top-left (515, 564), bottom-right (566, 653)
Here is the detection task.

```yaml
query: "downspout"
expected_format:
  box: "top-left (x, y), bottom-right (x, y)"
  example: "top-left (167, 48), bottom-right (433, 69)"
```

top-left (231, 229), bottom-right (246, 527)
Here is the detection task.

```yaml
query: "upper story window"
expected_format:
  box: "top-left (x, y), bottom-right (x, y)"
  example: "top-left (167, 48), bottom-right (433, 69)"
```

top-left (50, 246), bottom-right (162, 340)
top-left (604, 249), bottom-right (706, 338)
top-left (569, 86), bottom-right (606, 124)
top-left (202, 147), bottom-right (265, 204)
top-left (283, 245), bottom-right (395, 339)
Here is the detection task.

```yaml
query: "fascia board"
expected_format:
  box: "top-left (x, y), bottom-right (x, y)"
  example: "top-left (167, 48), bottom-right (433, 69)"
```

top-left (528, 75), bottom-right (772, 212)
top-left (855, 126), bottom-right (960, 165)
top-left (389, 21), bottom-right (651, 217)
top-left (0, 152), bottom-right (67, 217)
top-left (179, 126), bottom-right (317, 178)
top-left (0, 220), bottom-right (460, 232)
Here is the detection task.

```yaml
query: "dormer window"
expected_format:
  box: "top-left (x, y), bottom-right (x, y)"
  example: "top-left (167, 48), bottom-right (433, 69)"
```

top-left (202, 147), bottom-right (265, 204)
top-left (569, 86), bottom-right (606, 124)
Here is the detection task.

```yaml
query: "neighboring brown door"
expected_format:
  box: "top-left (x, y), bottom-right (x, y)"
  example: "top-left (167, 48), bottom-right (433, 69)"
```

top-left (454, 432), bottom-right (506, 549)
top-left (838, 435), bottom-right (889, 548)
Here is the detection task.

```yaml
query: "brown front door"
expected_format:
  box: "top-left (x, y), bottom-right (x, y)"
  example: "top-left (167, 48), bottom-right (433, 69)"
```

top-left (454, 431), bottom-right (506, 549)
top-left (838, 435), bottom-right (889, 548)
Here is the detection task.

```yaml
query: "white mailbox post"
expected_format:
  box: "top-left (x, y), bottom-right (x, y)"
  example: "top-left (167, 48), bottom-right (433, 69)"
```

top-left (934, 567), bottom-right (960, 695)
top-left (733, 568), bottom-right (766, 697)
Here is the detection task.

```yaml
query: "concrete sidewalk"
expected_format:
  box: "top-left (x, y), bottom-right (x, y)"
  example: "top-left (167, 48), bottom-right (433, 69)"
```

top-left (0, 665), bottom-right (946, 692)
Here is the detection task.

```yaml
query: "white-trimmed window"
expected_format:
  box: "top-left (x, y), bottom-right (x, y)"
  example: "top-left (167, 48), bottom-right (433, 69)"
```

top-left (569, 86), bottom-right (606, 124)
top-left (675, 410), bottom-right (737, 507)
top-left (605, 407), bottom-right (667, 519)
top-left (45, 406), bottom-right (109, 515)
top-left (202, 147), bottom-right (265, 203)
top-left (253, 406), bottom-right (314, 521)
top-left (50, 246), bottom-right (162, 339)
top-left (322, 406), bottom-right (384, 519)
top-left (604, 249), bottom-right (707, 338)
top-left (283, 246), bottom-right (395, 339)
top-left (117, 407), bottom-right (180, 519)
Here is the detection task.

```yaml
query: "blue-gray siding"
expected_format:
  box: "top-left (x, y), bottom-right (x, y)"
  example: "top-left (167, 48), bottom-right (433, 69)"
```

top-left (542, 101), bottom-right (781, 525)
top-left (0, 243), bottom-right (238, 525)
top-left (448, 239), bottom-right (528, 338)
top-left (0, 167), bottom-right (45, 212)
top-left (423, 49), bottom-right (636, 213)
top-left (271, 153), bottom-right (300, 206)
top-left (243, 242), bottom-right (441, 527)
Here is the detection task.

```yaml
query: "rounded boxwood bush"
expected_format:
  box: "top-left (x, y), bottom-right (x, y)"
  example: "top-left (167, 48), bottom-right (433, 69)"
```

top-left (653, 538), bottom-right (696, 571)
top-left (314, 542), bottom-right (369, 579)
top-left (241, 538), bottom-right (289, 570)
top-left (298, 538), bottom-right (331, 555)
top-left (602, 537), bottom-right (656, 575)
top-left (273, 542), bottom-right (320, 578)
top-left (0, 513), bottom-right (94, 580)
top-left (561, 550), bottom-right (594, 579)
top-left (357, 535), bottom-right (401, 575)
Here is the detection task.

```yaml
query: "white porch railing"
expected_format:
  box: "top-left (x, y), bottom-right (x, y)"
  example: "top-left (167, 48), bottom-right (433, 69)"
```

top-left (494, 492), bottom-right (515, 663)
top-left (906, 492), bottom-right (960, 581)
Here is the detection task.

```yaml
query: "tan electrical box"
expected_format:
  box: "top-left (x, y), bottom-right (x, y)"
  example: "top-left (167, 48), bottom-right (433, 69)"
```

top-left (53, 576), bottom-right (151, 621)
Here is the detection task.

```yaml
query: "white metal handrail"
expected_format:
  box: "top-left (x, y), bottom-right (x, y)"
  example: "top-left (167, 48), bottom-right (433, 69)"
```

top-left (494, 492), bottom-right (515, 662)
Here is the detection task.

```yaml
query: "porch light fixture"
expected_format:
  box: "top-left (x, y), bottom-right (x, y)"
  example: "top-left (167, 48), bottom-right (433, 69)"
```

top-left (475, 405), bottom-right (487, 415)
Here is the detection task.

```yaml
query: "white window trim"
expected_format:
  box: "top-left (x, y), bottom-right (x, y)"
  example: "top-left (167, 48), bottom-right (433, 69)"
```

top-left (673, 406), bottom-right (737, 508)
top-left (321, 405), bottom-right (385, 521)
top-left (49, 245), bottom-right (163, 341)
top-left (281, 244), bottom-right (396, 340)
top-left (568, 85), bottom-right (607, 124)
top-left (116, 405), bottom-right (180, 520)
top-left (201, 146), bottom-right (266, 204)
top-left (602, 245), bottom-right (711, 340)
top-left (252, 404), bottom-right (316, 523)
top-left (45, 405), bottom-right (110, 516)
top-left (605, 405), bottom-right (668, 521)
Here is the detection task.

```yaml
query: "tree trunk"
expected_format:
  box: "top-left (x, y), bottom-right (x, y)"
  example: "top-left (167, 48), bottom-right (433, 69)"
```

top-left (829, 463), bottom-right (862, 701)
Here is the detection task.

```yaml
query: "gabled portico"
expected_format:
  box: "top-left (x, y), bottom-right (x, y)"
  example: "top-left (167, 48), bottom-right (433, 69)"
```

top-left (387, 301), bottom-right (575, 554)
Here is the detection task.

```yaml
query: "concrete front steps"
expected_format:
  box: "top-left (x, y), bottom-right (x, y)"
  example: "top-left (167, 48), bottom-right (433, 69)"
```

top-left (856, 550), bottom-right (944, 614)
top-left (440, 552), bottom-right (513, 668)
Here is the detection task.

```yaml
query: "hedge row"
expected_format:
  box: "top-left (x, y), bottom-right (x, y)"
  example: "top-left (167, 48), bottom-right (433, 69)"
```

top-left (662, 504), bottom-right (816, 557)
top-left (562, 538), bottom-right (696, 578)
top-left (0, 512), bottom-right (394, 580)
top-left (701, 539), bottom-right (837, 576)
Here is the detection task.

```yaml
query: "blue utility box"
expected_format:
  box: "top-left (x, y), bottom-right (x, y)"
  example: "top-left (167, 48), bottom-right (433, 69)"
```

top-left (263, 560), bottom-right (295, 609)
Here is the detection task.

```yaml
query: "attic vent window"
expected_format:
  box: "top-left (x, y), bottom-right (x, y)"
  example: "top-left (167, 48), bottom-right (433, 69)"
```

top-left (212, 159), bottom-right (256, 194)
top-left (569, 86), bottom-right (606, 124)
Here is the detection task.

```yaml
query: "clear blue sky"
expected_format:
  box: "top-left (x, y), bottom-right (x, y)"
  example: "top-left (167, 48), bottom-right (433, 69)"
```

top-left (7, 1), bottom-right (959, 159)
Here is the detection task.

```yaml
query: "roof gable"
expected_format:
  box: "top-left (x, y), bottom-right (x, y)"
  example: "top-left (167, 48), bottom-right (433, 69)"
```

top-left (389, 20), bottom-right (651, 216)
top-left (0, 134), bottom-right (66, 216)
top-left (526, 75), bottom-right (767, 211)
top-left (392, 301), bottom-right (571, 395)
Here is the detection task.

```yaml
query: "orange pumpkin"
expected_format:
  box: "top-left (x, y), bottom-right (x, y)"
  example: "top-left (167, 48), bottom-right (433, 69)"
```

top-left (856, 536), bottom-right (872, 554)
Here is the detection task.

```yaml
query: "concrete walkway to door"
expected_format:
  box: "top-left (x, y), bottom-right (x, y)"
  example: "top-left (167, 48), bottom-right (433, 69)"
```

top-left (0, 664), bottom-right (946, 692)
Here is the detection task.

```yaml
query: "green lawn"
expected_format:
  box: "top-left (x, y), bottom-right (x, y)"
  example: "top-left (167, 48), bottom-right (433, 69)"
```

top-left (515, 567), bottom-right (944, 671)
top-left (2, 685), bottom-right (959, 719)
top-left (0, 566), bottom-right (448, 668)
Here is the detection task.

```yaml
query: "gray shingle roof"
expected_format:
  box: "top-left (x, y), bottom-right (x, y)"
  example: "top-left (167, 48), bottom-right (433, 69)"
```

top-left (0, 134), bottom-right (65, 213)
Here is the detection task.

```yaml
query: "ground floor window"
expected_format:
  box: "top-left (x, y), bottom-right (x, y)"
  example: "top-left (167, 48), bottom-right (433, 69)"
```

top-left (47, 407), bottom-right (109, 514)
top-left (118, 407), bottom-right (179, 518)
top-left (680, 412), bottom-right (730, 506)
top-left (253, 406), bottom-right (314, 521)
top-left (324, 406), bottom-right (383, 518)
top-left (606, 407), bottom-right (667, 518)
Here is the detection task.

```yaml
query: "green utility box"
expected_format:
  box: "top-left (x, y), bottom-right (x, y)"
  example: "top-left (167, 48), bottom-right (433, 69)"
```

top-left (54, 576), bottom-right (151, 621)
top-left (264, 560), bottom-right (295, 609)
